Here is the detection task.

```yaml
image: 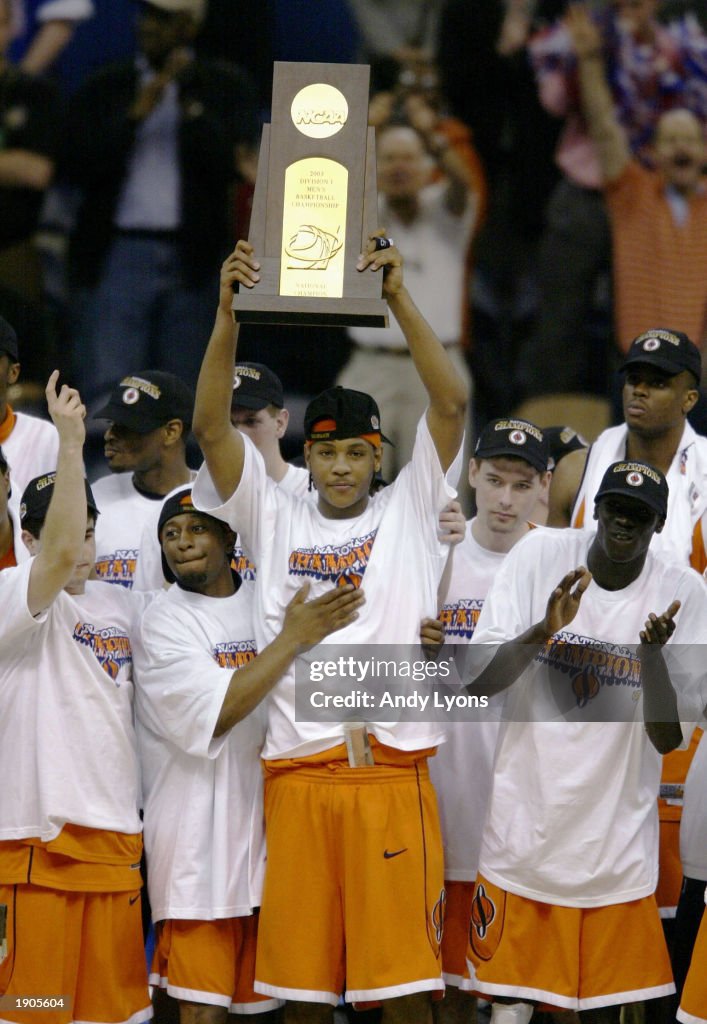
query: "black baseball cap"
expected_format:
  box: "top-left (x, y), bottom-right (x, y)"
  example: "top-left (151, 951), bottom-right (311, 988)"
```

top-left (594, 461), bottom-right (669, 520)
top-left (621, 329), bottom-right (701, 382)
top-left (304, 386), bottom-right (393, 445)
top-left (232, 362), bottom-right (284, 411)
top-left (94, 371), bottom-right (194, 434)
top-left (0, 316), bottom-right (18, 362)
top-left (20, 472), bottom-right (99, 527)
top-left (544, 425), bottom-right (589, 472)
top-left (474, 418), bottom-right (549, 474)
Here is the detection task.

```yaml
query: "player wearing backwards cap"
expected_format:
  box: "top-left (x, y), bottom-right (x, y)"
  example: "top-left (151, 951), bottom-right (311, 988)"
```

top-left (229, 363), bottom-right (462, 580)
top-left (192, 237), bottom-right (467, 1022)
top-left (229, 363), bottom-right (464, 575)
top-left (133, 488), bottom-right (363, 1022)
top-left (421, 418), bottom-right (550, 1024)
top-left (459, 461), bottom-right (707, 1023)
top-left (0, 373), bottom-right (151, 1024)
top-left (91, 369), bottom-right (195, 588)
top-left (0, 314), bottom-right (58, 502)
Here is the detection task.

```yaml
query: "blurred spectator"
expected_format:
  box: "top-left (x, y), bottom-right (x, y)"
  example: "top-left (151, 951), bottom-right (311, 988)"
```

top-left (45, 0), bottom-right (137, 97)
top-left (0, 0), bottom-right (59, 295)
top-left (438, 0), bottom-right (564, 188)
top-left (569, 4), bottom-right (707, 351)
top-left (348, 0), bottom-right (444, 72)
top-left (436, 0), bottom-right (563, 428)
top-left (0, 0), bottom-right (60, 386)
top-left (338, 105), bottom-right (480, 483)
top-left (63, 0), bottom-right (259, 404)
top-left (8, 0), bottom-right (93, 77)
top-left (515, 0), bottom-right (707, 401)
top-left (366, 65), bottom-right (488, 220)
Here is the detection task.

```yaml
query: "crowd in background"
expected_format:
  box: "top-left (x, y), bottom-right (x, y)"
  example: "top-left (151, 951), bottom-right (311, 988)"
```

top-left (3, 0), bottom-right (707, 472)
top-left (2, 4), bottom-right (707, 1024)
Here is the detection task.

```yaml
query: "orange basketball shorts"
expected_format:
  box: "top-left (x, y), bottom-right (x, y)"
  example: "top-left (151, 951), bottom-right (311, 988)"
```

top-left (150, 914), bottom-right (281, 1014)
top-left (254, 758), bottom-right (445, 1006)
top-left (0, 883), bottom-right (150, 1024)
top-left (462, 875), bottom-right (674, 1011)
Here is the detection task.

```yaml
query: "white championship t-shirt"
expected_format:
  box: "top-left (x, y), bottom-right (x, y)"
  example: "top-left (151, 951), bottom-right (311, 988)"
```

top-left (429, 520), bottom-right (506, 882)
top-left (193, 416), bottom-right (461, 760)
top-left (0, 563), bottom-right (145, 842)
top-left (471, 527), bottom-right (707, 907)
top-left (92, 470), bottom-right (196, 589)
top-left (4, 411), bottom-right (59, 507)
top-left (134, 580), bottom-right (266, 921)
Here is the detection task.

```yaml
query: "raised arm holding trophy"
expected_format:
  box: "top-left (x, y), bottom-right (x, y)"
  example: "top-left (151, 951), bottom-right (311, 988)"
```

top-left (232, 61), bottom-right (388, 327)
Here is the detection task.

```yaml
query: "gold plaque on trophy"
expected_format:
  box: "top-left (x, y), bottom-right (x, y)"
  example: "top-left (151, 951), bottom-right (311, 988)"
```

top-left (281, 158), bottom-right (347, 299)
top-left (232, 62), bottom-right (388, 327)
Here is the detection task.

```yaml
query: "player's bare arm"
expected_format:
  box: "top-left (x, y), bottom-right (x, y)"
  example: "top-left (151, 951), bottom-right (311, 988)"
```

top-left (640, 599), bottom-right (684, 754)
top-left (423, 503), bottom-right (466, 659)
top-left (567, 3), bottom-right (631, 183)
top-left (467, 567), bottom-right (592, 697)
top-left (357, 233), bottom-right (467, 471)
top-left (26, 372), bottom-right (87, 615)
top-left (214, 583), bottom-right (366, 736)
top-left (548, 446), bottom-right (587, 527)
top-left (193, 245), bottom-right (251, 502)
